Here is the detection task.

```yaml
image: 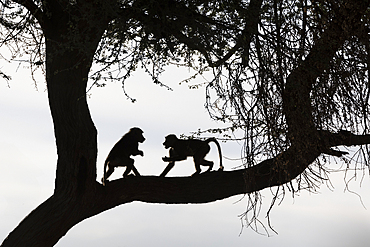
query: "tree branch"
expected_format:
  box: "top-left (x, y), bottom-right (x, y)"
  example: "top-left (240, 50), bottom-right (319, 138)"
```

top-left (320, 130), bottom-right (370, 147)
top-left (97, 129), bottom-right (370, 208)
top-left (96, 144), bottom-right (320, 208)
top-left (130, 0), bottom-right (261, 67)
top-left (283, 0), bottom-right (370, 141)
top-left (11, 0), bottom-right (44, 27)
top-left (210, 0), bottom-right (263, 67)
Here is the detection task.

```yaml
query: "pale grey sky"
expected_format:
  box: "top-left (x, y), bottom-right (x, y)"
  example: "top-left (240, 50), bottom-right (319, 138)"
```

top-left (1, 63), bottom-right (370, 247)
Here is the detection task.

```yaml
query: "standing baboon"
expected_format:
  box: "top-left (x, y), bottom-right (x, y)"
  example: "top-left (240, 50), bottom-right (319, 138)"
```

top-left (101, 127), bottom-right (145, 185)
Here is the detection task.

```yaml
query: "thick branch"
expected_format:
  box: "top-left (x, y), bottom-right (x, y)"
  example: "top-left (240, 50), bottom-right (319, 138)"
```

top-left (96, 145), bottom-right (320, 207)
top-left (99, 129), bottom-right (370, 207)
top-left (321, 130), bottom-right (370, 148)
top-left (283, 0), bottom-right (370, 141)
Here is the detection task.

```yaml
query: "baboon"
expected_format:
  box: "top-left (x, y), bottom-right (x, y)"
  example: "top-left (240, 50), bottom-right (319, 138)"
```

top-left (101, 127), bottom-right (145, 185)
top-left (160, 134), bottom-right (223, 177)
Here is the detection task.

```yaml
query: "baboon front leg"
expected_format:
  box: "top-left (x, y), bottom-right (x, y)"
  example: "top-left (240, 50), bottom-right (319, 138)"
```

top-left (191, 160), bottom-right (202, 176)
top-left (131, 165), bottom-right (141, 176)
top-left (160, 162), bottom-right (175, 177)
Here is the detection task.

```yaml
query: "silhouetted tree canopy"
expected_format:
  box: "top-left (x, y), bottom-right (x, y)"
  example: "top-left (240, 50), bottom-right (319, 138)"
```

top-left (1, 0), bottom-right (370, 246)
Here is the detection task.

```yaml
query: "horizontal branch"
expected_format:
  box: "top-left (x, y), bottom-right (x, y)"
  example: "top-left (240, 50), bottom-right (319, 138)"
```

top-left (96, 129), bottom-right (370, 210)
top-left (94, 145), bottom-right (321, 209)
top-left (98, 171), bottom-right (247, 205)
top-left (91, 130), bottom-right (369, 215)
top-left (322, 130), bottom-right (370, 148)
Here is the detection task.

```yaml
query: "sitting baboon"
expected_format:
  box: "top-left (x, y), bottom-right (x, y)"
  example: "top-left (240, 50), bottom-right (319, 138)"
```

top-left (101, 127), bottom-right (145, 185)
top-left (160, 134), bottom-right (223, 177)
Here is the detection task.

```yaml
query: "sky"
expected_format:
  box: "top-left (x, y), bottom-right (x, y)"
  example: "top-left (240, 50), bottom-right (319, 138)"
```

top-left (0, 61), bottom-right (370, 247)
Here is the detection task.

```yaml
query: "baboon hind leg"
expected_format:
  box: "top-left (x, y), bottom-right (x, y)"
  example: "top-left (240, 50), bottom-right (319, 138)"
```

top-left (202, 159), bottom-right (214, 172)
top-left (104, 163), bottom-right (116, 181)
top-left (122, 158), bottom-right (135, 177)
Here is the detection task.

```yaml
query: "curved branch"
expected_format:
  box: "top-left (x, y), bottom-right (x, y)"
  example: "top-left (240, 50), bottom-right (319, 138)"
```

top-left (283, 0), bottom-right (370, 141)
top-left (96, 130), bottom-right (370, 208)
top-left (95, 146), bottom-right (320, 208)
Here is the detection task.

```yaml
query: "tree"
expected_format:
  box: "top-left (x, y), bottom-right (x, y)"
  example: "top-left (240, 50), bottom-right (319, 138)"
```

top-left (1, 0), bottom-right (370, 246)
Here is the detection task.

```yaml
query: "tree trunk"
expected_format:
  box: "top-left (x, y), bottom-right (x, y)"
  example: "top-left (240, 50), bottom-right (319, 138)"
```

top-left (1, 4), bottom-right (108, 246)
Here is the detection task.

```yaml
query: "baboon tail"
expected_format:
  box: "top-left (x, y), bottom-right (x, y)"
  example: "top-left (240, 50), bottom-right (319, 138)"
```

top-left (206, 138), bottom-right (223, 171)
